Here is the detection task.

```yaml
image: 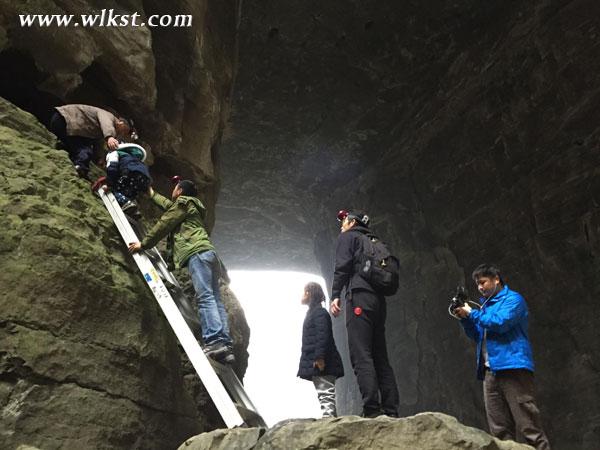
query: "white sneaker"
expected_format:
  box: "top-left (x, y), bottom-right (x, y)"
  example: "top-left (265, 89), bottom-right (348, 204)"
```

top-left (121, 200), bottom-right (138, 212)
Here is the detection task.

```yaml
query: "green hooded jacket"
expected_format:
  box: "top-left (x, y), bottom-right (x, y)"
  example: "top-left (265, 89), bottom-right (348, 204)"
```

top-left (141, 191), bottom-right (215, 269)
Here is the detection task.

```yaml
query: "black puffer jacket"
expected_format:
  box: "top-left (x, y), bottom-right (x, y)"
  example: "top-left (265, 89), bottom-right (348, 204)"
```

top-left (297, 304), bottom-right (344, 380)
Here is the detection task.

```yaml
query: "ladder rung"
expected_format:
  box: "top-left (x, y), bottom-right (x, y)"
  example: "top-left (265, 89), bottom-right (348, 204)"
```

top-left (96, 189), bottom-right (265, 428)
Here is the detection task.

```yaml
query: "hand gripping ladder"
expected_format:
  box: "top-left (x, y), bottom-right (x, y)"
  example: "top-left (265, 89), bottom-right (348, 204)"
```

top-left (96, 189), bottom-right (266, 428)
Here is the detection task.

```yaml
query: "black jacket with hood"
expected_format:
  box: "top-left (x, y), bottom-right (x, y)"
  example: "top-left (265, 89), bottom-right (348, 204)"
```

top-left (297, 304), bottom-right (344, 380)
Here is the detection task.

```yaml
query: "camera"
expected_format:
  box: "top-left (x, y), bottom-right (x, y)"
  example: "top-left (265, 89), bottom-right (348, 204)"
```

top-left (450, 286), bottom-right (468, 312)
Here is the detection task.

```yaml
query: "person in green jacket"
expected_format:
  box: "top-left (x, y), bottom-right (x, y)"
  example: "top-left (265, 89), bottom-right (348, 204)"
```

top-left (128, 179), bottom-right (234, 363)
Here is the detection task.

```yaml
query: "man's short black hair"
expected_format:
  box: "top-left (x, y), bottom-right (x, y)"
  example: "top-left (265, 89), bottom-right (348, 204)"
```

top-left (472, 264), bottom-right (504, 284)
top-left (178, 180), bottom-right (198, 197)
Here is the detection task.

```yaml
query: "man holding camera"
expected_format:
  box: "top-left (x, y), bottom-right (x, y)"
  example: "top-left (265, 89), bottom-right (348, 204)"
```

top-left (455, 264), bottom-right (550, 450)
top-left (330, 210), bottom-right (399, 418)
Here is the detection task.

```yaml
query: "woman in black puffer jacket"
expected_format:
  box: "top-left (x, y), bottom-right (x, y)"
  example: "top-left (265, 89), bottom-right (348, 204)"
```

top-left (297, 282), bottom-right (344, 417)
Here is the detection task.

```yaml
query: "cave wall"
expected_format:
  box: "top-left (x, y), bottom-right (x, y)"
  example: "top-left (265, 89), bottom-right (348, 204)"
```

top-left (0, 98), bottom-right (199, 448)
top-left (0, 0), bottom-right (241, 227)
top-left (0, 98), bottom-right (251, 449)
top-left (214, 1), bottom-right (600, 449)
top-left (0, 1), bottom-right (248, 448)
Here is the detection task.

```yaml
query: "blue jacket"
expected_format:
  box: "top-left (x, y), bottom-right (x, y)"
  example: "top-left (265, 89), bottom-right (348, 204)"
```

top-left (460, 285), bottom-right (534, 380)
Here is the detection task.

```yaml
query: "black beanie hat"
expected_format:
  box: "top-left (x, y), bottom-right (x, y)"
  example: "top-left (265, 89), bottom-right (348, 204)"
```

top-left (347, 210), bottom-right (370, 226)
top-left (178, 180), bottom-right (198, 197)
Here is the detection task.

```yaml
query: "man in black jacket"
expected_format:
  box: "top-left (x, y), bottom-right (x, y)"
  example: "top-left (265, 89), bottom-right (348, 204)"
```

top-left (330, 210), bottom-right (399, 418)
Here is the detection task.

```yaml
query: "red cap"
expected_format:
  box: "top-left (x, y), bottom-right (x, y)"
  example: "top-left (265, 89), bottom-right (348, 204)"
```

top-left (170, 175), bottom-right (181, 185)
top-left (337, 209), bottom-right (349, 222)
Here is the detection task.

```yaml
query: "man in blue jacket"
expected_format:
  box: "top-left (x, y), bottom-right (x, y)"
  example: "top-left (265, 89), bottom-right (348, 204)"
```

top-left (455, 264), bottom-right (550, 450)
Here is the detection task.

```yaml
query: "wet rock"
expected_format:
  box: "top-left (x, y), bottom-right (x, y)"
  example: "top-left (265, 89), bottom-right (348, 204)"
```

top-left (179, 413), bottom-right (533, 450)
top-left (0, 98), bottom-right (249, 448)
top-left (179, 427), bottom-right (263, 450)
top-left (0, 0), bottom-right (241, 229)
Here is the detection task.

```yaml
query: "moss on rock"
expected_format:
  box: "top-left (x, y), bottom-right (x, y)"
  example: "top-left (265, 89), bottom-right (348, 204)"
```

top-left (0, 97), bottom-right (241, 448)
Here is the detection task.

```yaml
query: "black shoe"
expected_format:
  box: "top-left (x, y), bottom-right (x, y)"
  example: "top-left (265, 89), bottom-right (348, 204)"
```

top-left (362, 409), bottom-right (382, 418)
top-left (74, 165), bottom-right (89, 179)
top-left (204, 342), bottom-right (235, 364)
top-left (121, 200), bottom-right (139, 213)
top-left (216, 350), bottom-right (235, 365)
top-left (121, 201), bottom-right (142, 220)
top-left (203, 342), bottom-right (230, 358)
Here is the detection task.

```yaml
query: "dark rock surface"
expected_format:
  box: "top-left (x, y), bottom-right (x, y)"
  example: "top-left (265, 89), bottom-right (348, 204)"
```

top-left (178, 412), bottom-right (533, 450)
top-left (214, 1), bottom-right (600, 449)
top-left (0, 100), bottom-right (249, 447)
top-left (0, 0), bottom-right (241, 228)
top-left (0, 2), bottom-right (253, 447)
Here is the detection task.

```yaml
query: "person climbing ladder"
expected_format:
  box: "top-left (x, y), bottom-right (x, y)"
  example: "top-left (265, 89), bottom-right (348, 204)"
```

top-left (127, 179), bottom-right (235, 364)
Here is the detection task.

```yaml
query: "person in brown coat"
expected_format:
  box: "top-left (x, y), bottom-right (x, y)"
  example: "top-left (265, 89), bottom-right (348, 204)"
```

top-left (49, 104), bottom-right (135, 178)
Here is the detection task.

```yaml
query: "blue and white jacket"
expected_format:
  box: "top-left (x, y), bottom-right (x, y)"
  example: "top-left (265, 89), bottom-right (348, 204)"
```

top-left (105, 143), bottom-right (150, 187)
top-left (461, 285), bottom-right (535, 380)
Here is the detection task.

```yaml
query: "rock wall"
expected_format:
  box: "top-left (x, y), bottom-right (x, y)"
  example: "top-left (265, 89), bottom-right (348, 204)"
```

top-left (178, 412), bottom-right (533, 450)
top-left (0, 98), bottom-right (187, 447)
top-left (0, 0), bottom-right (241, 227)
top-left (0, 96), bottom-right (247, 447)
top-left (214, 1), bottom-right (600, 449)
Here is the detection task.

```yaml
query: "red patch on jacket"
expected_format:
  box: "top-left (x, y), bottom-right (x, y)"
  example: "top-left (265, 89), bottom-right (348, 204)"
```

top-left (354, 306), bottom-right (363, 316)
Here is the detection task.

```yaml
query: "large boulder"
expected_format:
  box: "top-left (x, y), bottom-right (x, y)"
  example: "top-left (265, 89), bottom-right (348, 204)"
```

top-left (178, 413), bottom-right (533, 450)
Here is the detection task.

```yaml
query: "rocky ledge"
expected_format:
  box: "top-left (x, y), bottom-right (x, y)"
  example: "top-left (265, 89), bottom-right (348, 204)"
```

top-left (178, 412), bottom-right (533, 450)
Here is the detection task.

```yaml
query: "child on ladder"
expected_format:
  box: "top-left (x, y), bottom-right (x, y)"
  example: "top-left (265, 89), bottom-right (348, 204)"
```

top-left (105, 143), bottom-right (151, 212)
top-left (297, 282), bottom-right (344, 418)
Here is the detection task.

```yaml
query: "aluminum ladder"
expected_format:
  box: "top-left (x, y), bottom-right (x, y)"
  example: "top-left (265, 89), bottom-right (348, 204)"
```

top-left (96, 188), bottom-right (266, 428)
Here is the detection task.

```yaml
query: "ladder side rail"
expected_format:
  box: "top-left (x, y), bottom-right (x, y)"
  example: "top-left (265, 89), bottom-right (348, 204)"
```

top-left (98, 190), bottom-right (244, 428)
top-left (146, 247), bottom-right (181, 288)
top-left (101, 190), bottom-right (265, 427)
top-left (112, 196), bottom-right (201, 334)
top-left (216, 365), bottom-right (266, 427)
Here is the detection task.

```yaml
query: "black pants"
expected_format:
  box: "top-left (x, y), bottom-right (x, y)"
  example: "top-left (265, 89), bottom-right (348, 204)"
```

top-left (49, 111), bottom-right (95, 171)
top-left (346, 289), bottom-right (399, 416)
top-left (114, 171), bottom-right (151, 205)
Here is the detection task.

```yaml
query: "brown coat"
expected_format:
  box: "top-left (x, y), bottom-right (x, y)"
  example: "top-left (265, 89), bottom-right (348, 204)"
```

top-left (55, 104), bottom-right (118, 139)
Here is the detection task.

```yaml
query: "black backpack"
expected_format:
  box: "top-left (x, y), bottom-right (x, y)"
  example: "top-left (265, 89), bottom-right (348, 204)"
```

top-left (356, 232), bottom-right (400, 296)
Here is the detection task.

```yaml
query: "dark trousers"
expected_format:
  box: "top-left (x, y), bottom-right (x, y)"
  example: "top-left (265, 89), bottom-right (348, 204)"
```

top-left (346, 289), bottom-right (399, 416)
top-left (114, 171), bottom-right (151, 205)
top-left (484, 369), bottom-right (551, 450)
top-left (49, 111), bottom-right (95, 171)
